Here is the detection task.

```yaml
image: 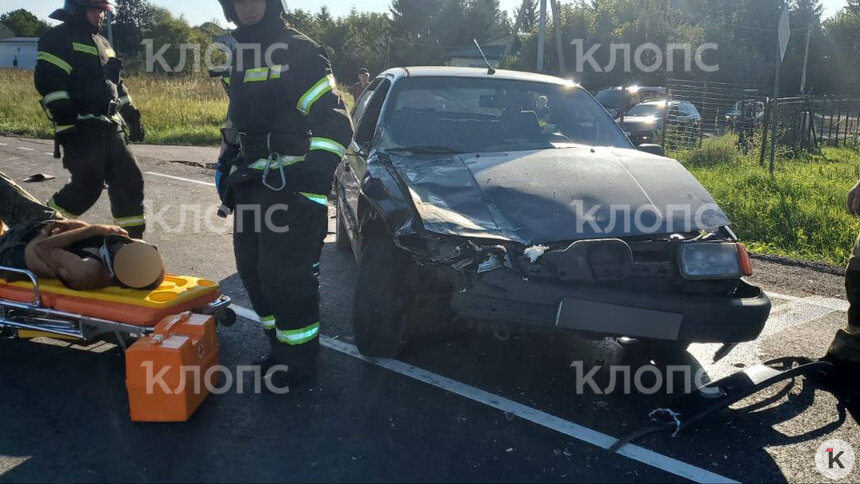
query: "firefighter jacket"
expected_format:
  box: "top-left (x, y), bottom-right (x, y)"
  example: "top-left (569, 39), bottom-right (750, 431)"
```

top-left (34, 17), bottom-right (138, 135)
top-left (225, 17), bottom-right (354, 197)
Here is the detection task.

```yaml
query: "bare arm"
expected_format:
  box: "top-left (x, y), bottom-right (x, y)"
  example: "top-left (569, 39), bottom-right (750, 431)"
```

top-left (32, 225), bottom-right (126, 290)
top-left (32, 224), bottom-right (125, 254)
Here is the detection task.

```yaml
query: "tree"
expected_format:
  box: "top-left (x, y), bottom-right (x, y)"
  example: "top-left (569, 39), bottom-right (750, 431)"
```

top-left (0, 9), bottom-right (51, 37)
top-left (113, 0), bottom-right (159, 55)
top-left (513, 0), bottom-right (539, 30)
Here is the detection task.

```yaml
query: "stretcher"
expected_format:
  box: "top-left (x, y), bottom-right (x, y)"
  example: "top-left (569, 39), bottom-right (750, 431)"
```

top-left (0, 265), bottom-right (236, 422)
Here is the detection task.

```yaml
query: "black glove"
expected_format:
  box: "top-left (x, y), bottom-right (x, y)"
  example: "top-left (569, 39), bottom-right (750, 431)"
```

top-left (122, 106), bottom-right (146, 143)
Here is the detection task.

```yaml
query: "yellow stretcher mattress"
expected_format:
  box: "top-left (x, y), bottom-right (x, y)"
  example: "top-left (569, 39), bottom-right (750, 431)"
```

top-left (0, 275), bottom-right (221, 327)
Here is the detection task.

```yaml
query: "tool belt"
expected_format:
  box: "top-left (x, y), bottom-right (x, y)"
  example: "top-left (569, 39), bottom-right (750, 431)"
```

top-left (237, 132), bottom-right (310, 164)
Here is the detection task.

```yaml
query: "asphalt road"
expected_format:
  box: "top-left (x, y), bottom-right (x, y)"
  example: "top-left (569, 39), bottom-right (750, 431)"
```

top-left (0, 136), bottom-right (857, 483)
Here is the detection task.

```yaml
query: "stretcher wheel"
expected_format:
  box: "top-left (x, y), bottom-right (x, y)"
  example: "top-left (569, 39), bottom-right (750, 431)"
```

top-left (215, 308), bottom-right (237, 327)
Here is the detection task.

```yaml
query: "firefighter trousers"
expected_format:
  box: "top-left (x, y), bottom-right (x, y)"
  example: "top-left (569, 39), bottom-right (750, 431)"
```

top-left (232, 180), bottom-right (329, 375)
top-left (0, 171), bottom-right (61, 227)
top-left (48, 124), bottom-right (146, 238)
top-left (828, 232), bottom-right (860, 364)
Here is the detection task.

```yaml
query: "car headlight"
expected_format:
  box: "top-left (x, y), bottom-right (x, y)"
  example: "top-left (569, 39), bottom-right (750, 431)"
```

top-left (678, 243), bottom-right (750, 280)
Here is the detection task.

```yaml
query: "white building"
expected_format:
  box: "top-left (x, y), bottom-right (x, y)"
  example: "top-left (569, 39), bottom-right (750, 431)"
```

top-left (0, 38), bottom-right (39, 69)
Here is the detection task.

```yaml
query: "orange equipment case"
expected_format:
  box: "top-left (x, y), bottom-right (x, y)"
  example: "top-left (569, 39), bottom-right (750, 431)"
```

top-left (125, 312), bottom-right (220, 422)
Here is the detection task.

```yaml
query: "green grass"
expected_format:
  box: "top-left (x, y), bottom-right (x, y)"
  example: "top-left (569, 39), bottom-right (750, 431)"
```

top-left (0, 69), bottom-right (355, 146)
top-left (673, 135), bottom-right (860, 266)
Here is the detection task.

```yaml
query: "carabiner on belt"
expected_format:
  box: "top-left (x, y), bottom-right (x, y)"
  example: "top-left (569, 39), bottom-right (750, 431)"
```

top-left (262, 133), bottom-right (287, 192)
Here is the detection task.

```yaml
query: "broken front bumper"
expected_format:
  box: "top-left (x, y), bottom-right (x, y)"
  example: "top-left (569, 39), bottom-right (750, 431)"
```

top-left (449, 269), bottom-right (771, 344)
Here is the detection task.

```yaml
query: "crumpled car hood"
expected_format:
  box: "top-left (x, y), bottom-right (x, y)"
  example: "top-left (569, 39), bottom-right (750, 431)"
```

top-left (387, 147), bottom-right (730, 246)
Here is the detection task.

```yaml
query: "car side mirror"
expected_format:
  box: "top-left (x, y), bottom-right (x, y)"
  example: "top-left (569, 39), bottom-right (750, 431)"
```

top-left (638, 144), bottom-right (665, 157)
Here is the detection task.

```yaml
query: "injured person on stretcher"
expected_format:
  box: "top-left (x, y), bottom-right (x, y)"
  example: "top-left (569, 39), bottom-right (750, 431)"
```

top-left (0, 171), bottom-right (164, 291)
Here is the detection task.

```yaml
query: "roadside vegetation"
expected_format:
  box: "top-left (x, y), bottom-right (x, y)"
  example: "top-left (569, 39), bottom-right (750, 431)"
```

top-left (673, 136), bottom-right (860, 266)
top-left (0, 69), bottom-right (354, 146)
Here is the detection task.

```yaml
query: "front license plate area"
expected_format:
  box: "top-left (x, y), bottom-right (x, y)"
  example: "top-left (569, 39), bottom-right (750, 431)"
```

top-left (556, 299), bottom-right (682, 341)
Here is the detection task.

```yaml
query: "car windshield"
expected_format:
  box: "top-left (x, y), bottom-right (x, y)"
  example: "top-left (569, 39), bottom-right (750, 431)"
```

top-left (626, 103), bottom-right (664, 117)
top-left (377, 77), bottom-right (631, 154)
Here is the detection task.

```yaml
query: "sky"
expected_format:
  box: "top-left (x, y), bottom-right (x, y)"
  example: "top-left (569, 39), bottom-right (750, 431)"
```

top-left (1, 0), bottom-right (850, 28)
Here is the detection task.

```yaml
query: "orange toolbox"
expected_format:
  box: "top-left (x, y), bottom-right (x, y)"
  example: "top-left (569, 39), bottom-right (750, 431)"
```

top-left (126, 312), bottom-right (220, 423)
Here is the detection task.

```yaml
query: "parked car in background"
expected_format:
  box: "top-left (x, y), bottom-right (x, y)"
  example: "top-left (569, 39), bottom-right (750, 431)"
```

top-left (336, 67), bottom-right (770, 358)
top-left (595, 85), bottom-right (667, 118)
top-left (725, 99), bottom-right (765, 132)
top-left (617, 100), bottom-right (702, 145)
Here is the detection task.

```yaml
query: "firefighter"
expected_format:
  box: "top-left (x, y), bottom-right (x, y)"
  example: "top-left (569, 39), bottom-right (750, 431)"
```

top-left (35, 0), bottom-right (147, 239)
top-left (215, 0), bottom-right (353, 386)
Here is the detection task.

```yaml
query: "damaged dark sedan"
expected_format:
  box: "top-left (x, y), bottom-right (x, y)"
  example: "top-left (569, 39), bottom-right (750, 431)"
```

top-left (334, 67), bottom-right (771, 358)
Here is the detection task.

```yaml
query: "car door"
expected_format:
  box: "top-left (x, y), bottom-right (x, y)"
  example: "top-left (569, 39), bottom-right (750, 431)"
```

top-left (337, 77), bottom-right (392, 243)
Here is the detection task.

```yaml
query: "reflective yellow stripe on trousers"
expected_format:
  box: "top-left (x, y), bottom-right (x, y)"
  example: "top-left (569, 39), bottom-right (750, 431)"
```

top-left (276, 322), bottom-right (320, 346)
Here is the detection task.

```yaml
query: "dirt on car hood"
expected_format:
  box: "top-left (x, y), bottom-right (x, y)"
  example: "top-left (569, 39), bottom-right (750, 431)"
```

top-left (387, 146), bottom-right (730, 245)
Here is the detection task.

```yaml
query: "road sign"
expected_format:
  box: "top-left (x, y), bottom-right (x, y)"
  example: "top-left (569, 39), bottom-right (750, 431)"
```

top-left (777, 3), bottom-right (791, 63)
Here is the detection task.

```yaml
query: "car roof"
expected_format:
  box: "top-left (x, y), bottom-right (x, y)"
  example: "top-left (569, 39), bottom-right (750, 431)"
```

top-left (378, 66), bottom-right (578, 87)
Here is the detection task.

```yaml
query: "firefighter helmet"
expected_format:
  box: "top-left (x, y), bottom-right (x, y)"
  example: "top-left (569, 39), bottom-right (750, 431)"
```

top-left (218, 0), bottom-right (288, 25)
top-left (50, 0), bottom-right (115, 21)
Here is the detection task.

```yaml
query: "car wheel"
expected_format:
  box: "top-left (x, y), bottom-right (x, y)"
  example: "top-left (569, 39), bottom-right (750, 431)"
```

top-left (352, 234), bottom-right (412, 358)
top-left (335, 205), bottom-right (351, 250)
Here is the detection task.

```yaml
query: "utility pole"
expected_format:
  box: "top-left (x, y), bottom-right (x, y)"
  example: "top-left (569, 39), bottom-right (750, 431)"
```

top-left (537, 0), bottom-right (547, 72)
top-left (550, 0), bottom-right (566, 74)
top-left (770, 2), bottom-right (790, 176)
top-left (800, 24), bottom-right (812, 94)
top-left (504, 0), bottom-right (531, 62)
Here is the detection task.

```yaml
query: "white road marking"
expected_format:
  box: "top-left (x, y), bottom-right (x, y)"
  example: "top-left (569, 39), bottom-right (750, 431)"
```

top-left (0, 455), bottom-right (30, 476)
top-left (145, 171), bottom-right (215, 187)
top-left (0, 142), bottom-right (7, 146)
top-left (231, 305), bottom-right (258, 322)
top-left (6, 157), bottom-right (21, 162)
top-left (16, 147), bottom-right (34, 152)
top-left (763, 290), bottom-right (801, 302)
top-left (231, 302), bottom-right (737, 483)
top-left (43, 152), bottom-right (55, 156)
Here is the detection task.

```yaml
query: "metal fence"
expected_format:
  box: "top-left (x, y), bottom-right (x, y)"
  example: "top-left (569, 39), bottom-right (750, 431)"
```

top-left (663, 79), bottom-right (762, 151)
top-left (662, 78), bottom-right (859, 154)
top-left (810, 97), bottom-right (860, 146)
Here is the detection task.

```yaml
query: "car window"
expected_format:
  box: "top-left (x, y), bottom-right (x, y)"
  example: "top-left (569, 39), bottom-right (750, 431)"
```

top-left (378, 77), bottom-right (631, 153)
top-left (351, 78), bottom-right (382, 126)
top-left (626, 103), bottom-right (663, 117)
top-left (355, 79), bottom-right (391, 147)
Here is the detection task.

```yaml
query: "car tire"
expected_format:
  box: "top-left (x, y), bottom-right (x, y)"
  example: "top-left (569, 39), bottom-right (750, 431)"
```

top-left (335, 205), bottom-right (351, 250)
top-left (352, 234), bottom-right (411, 358)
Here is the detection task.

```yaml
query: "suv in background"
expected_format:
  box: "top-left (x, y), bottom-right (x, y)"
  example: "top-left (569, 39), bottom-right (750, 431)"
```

top-left (617, 100), bottom-right (701, 145)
